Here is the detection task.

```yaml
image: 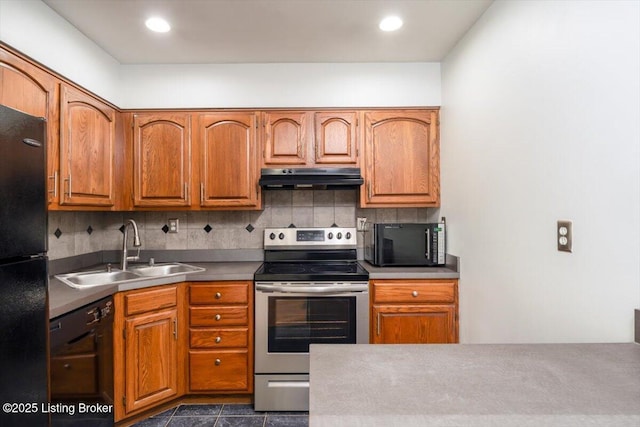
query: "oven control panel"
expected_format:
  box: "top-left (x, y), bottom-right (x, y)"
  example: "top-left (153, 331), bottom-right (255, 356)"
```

top-left (264, 227), bottom-right (357, 248)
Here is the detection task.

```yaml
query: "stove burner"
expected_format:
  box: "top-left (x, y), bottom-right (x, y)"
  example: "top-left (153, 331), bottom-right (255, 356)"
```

top-left (309, 264), bottom-right (357, 274)
top-left (265, 265), bottom-right (307, 274)
top-left (255, 261), bottom-right (368, 282)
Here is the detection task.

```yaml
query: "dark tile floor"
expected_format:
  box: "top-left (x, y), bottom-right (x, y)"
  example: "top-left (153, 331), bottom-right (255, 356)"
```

top-left (131, 404), bottom-right (309, 427)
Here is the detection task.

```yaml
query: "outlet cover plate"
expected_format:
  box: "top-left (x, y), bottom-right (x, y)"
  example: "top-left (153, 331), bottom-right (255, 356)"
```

top-left (557, 220), bottom-right (572, 252)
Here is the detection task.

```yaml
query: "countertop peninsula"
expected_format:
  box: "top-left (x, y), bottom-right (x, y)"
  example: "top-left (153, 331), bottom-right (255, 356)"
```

top-left (309, 343), bottom-right (640, 427)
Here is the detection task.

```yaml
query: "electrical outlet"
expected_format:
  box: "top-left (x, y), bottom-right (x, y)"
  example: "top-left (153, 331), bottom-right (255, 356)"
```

top-left (357, 217), bottom-right (367, 231)
top-left (557, 220), bottom-right (572, 252)
top-left (168, 218), bottom-right (179, 233)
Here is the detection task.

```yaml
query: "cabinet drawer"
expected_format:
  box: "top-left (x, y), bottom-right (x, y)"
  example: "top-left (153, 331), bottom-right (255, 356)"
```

top-left (190, 282), bottom-right (249, 305)
top-left (124, 285), bottom-right (177, 316)
top-left (190, 306), bottom-right (248, 326)
top-left (189, 350), bottom-right (249, 391)
top-left (372, 281), bottom-right (456, 304)
top-left (51, 354), bottom-right (98, 395)
top-left (190, 328), bottom-right (249, 349)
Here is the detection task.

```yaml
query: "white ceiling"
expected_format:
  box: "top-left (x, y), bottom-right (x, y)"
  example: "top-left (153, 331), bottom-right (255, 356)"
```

top-left (42, 0), bottom-right (492, 64)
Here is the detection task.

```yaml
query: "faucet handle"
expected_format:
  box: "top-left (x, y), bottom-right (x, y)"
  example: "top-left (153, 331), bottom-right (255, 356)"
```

top-left (149, 257), bottom-right (155, 266)
top-left (127, 247), bottom-right (141, 262)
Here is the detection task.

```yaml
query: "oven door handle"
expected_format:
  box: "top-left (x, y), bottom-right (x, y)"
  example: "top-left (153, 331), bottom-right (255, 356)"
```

top-left (255, 283), bottom-right (369, 294)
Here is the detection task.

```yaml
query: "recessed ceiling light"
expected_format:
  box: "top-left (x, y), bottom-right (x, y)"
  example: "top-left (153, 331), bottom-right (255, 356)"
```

top-left (379, 16), bottom-right (403, 32)
top-left (145, 17), bottom-right (171, 33)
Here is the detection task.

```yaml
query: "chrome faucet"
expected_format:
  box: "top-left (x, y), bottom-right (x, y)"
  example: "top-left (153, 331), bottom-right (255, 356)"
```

top-left (121, 219), bottom-right (142, 271)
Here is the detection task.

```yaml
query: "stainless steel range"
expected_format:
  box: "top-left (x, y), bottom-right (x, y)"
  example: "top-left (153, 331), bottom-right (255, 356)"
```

top-left (254, 227), bottom-right (369, 411)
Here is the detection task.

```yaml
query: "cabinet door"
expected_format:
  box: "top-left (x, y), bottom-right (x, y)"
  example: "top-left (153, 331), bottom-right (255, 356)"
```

top-left (262, 111), bottom-right (308, 165)
top-left (314, 111), bottom-right (358, 165)
top-left (371, 304), bottom-right (456, 344)
top-left (0, 48), bottom-right (59, 205)
top-left (59, 84), bottom-right (116, 206)
top-left (198, 112), bottom-right (260, 208)
top-left (133, 113), bottom-right (191, 207)
top-left (125, 308), bottom-right (178, 413)
top-left (362, 110), bottom-right (439, 207)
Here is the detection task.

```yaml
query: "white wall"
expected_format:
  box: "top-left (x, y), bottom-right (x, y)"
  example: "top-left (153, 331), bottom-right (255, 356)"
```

top-left (0, 0), bottom-right (121, 103)
top-left (0, 1), bottom-right (440, 109)
top-left (120, 62), bottom-right (440, 108)
top-left (441, 0), bottom-right (640, 343)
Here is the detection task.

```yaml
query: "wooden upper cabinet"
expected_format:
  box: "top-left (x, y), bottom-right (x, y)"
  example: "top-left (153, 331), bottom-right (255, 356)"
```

top-left (262, 111), bottom-right (308, 165)
top-left (314, 111), bottom-right (358, 165)
top-left (361, 110), bottom-right (440, 207)
top-left (59, 84), bottom-right (116, 206)
top-left (0, 48), bottom-right (59, 205)
top-left (197, 112), bottom-right (260, 209)
top-left (133, 113), bottom-right (191, 207)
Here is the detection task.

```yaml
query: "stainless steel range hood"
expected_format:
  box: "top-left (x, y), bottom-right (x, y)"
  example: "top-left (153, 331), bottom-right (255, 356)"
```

top-left (259, 168), bottom-right (363, 190)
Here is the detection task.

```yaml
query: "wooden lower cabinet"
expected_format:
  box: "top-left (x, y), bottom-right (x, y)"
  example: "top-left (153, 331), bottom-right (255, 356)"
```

top-left (113, 284), bottom-right (185, 422)
top-left (189, 349), bottom-right (249, 391)
top-left (370, 279), bottom-right (458, 344)
top-left (124, 308), bottom-right (179, 413)
top-left (114, 281), bottom-right (254, 422)
top-left (188, 281), bottom-right (253, 394)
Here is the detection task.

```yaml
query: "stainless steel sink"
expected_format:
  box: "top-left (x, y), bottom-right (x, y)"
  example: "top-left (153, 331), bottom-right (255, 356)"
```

top-left (55, 269), bottom-right (141, 289)
top-left (128, 262), bottom-right (205, 277)
top-left (55, 262), bottom-right (205, 289)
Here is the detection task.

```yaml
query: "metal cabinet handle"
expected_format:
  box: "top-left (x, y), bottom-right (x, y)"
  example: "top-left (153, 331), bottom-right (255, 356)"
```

top-left (86, 307), bottom-right (100, 325)
top-left (215, 314), bottom-right (221, 321)
top-left (173, 318), bottom-right (178, 340)
top-left (215, 336), bottom-right (222, 343)
top-left (65, 174), bottom-right (72, 198)
top-left (412, 291), bottom-right (419, 297)
top-left (215, 359), bottom-right (221, 366)
top-left (184, 182), bottom-right (188, 201)
top-left (368, 182), bottom-right (372, 200)
top-left (376, 312), bottom-right (381, 336)
top-left (49, 171), bottom-right (58, 197)
top-left (200, 182), bottom-right (204, 204)
top-left (215, 292), bottom-right (222, 299)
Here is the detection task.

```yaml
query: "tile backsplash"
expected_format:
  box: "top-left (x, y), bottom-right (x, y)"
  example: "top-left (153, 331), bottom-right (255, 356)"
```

top-left (48, 190), bottom-right (434, 260)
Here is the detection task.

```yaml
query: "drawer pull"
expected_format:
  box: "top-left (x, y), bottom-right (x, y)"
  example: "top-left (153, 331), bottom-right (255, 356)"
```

top-left (215, 336), bottom-right (222, 343)
top-left (412, 291), bottom-right (419, 297)
top-left (64, 364), bottom-right (71, 369)
top-left (215, 314), bottom-right (221, 321)
top-left (215, 292), bottom-right (222, 299)
top-left (215, 359), bottom-right (221, 366)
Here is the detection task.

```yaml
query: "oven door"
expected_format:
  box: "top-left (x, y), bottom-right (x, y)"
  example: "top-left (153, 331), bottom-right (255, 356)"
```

top-left (254, 282), bottom-right (369, 374)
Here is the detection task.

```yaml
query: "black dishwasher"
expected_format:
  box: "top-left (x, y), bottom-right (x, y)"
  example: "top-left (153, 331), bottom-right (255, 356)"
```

top-left (49, 296), bottom-right (114, 426)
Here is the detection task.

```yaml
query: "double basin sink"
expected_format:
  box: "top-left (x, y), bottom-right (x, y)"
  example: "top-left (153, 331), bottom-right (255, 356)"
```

top-left (55, 262), bottom-right (205, 289)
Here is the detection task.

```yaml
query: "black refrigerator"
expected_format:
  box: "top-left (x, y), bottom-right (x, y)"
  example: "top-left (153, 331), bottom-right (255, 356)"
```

top-left (0, 105), bottom-right (49, 426)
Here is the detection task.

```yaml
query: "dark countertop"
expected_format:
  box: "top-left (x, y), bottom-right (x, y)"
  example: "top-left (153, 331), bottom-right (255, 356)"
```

top-left (309, 343), bottom-right (640, 427)
top-left (48, 262), bottom-right (262, 319)
top-left (48, 258), bottom-right (459, 319)
top-left (363, 263), bottom-right (459, 280)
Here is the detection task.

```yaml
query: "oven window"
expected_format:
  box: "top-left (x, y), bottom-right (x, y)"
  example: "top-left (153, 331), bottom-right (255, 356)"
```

top-left (268, 296), bottom-right (356, 353)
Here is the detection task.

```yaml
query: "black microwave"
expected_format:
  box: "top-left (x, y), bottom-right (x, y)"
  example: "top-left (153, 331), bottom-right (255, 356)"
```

top-left (364, 223), bottom-right (446, 267)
